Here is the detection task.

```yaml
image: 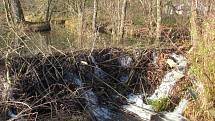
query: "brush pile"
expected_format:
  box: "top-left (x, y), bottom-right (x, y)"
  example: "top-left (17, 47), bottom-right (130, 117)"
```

top-left (0, 47), bottom-right (190, 121)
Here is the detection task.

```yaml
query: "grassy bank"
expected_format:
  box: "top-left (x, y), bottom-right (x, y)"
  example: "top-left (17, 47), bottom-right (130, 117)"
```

top-left (186, 16), bottom-right (215, 121)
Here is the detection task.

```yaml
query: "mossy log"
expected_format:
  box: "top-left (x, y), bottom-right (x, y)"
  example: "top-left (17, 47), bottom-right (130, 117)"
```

top-left (20, 21), bottom-right (51, 32)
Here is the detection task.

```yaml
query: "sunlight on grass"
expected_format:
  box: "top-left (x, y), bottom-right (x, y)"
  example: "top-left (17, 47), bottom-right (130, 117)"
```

top-left (186, 16), bottom-right (215, 121)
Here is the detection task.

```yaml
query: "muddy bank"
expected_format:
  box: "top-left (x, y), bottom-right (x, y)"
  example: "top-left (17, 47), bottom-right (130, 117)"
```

top-left (0, 47), bottom-right (191, 121)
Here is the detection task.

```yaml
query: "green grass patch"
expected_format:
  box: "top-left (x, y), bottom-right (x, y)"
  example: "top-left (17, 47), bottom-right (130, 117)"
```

top-left (147, 98), bottom-right (171, 112)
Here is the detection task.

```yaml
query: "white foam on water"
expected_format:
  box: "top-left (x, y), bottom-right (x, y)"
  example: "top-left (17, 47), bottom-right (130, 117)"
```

top-left (94, 66), bottom-right (106, 79)
top-left (119, 75), bottom-right (128, 83)
top-left (93, 107), bottom-right (112, 120)
top-left (123, 94), bottom-right (154, 120)
top-left (73, 77), bottom-right (83, 87)
top-left (149, 53), bottom-right (187, 100)
top-left (118, 56), bottom-right (133, 67)
top-left (63, 72), bottom-right (83, 87)
top-left (149, 70), bottom-right (185, 100)
top-left (123, 53), bottom-right (188, 120)
top-left (8, 110), bottom-right (17, 118)
top-left (89, 55), bottom-right (106, 79)
top-left (73, 74), bottom-right (112, 121)
top-left (84, 90), bottom-right (112, 121)
top-left (162, 112), bottom-right (188, 121)
top-left (170, 53), bottom-right (187, 72)
top-left (123, 105), bottom-right (153, 120)
top-left (174, 99), bottom-right (189, 114)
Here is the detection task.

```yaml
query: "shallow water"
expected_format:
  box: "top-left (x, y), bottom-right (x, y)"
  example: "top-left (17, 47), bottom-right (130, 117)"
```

top-left (0, 25), bottom-right (76, 55)
top-left (0, 24), bottom-right (159, 57)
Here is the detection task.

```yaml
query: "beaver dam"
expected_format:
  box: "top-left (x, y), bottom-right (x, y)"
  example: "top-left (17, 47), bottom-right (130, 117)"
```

top-left (0, 47), bottom-right (195, 121)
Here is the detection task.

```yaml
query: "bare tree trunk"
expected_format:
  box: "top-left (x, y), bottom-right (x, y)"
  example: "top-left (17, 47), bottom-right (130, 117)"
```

top-left (149, 0), bottom-right (154, 38)
top-left (190, 0), bottom-right (198, 49)
top-left (202, 0), bottom-right (213, 45)
top-left (3, 0), bottom-right (12, 25)
top-left (92, 0), bottom-right (98, 33)
top-left (206, 0), bottom-right (212, 15)
top-left (139, 0), bottom-right (148, 15)
top-left (138, 0), bottom-right (145, 15)
top-left (111, 1), bottom-right (118, 43)
top-left (118, 0), bottom-right (128, 42)
top-left (45, 0), bottom-right (53, 22)
top-left (10, 0), bottom-right (25, 23)
top-left (90, 0), bottom-right (98, 53)
top-left (117, 0), bottom-right (121, 38)
top-left (156, 0), bottom-right (161, 42)
top-left (77, 0), bottom-right (86, 45)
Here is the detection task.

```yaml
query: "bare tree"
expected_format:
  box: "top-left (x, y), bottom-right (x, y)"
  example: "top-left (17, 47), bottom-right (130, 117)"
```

top-left (110, 1), bottom-right (118, 43)
top-left (45, 0), bottom-right (53, 22)
top-left (3, 0), bottom-right (13, 25)
top-left (92, 0), bottom-right (98, 33)
top-left (206, 0), bottom-right (212, 15)
top-left (156, 0), bottom-right (161, 42)
top-left (117, 0), bottom-right (121, 40)
top-left (190, 0), bottom-right (198, 49)
top-left (77, 0), bottom-right (86, 44)
top-left (148, 0), bottom-right (154, 38)
top-left (118, 0), bottom-right (128, 42)
top-left (90, 0), bottom-right (98, 53)
top-left (10, 0), bottom-right (25, 23)
top-left (7, 0), bottom-right (51, 33)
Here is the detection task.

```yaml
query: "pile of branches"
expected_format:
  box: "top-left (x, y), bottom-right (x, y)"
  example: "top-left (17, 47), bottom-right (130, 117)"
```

top-left (0, 47), bottom-right (185, 120)
top-left (134, 26), bottom-right (190, 42)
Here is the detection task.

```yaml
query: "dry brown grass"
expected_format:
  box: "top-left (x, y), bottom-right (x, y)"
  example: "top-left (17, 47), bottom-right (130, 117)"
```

top-left (185, 15), bottom-right (215, 121)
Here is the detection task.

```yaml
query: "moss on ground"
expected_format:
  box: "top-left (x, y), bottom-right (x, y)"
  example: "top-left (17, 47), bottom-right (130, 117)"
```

top-left (148, 98), bottom-right (171, 112)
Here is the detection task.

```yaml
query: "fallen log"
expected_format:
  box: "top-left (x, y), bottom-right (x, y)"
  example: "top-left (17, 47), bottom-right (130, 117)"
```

top-left (20, 21), bottom-right (51, 32)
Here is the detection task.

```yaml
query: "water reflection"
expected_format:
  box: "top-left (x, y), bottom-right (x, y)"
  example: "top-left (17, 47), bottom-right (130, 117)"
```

top-left (0, 24), bottom-right (154, 56)
top-left (2, 25), bottom-right (76, 56)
